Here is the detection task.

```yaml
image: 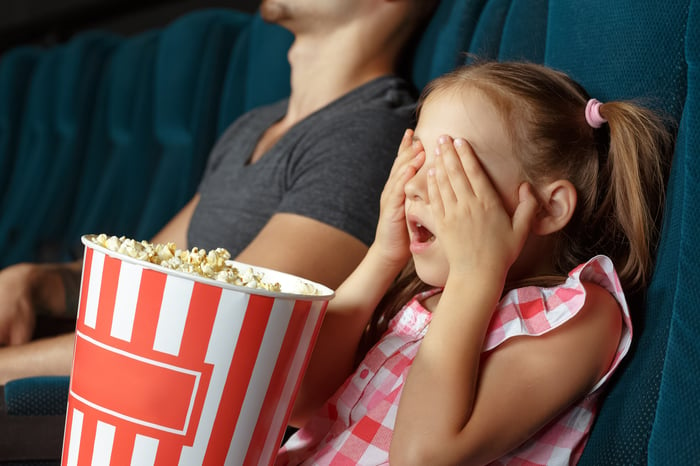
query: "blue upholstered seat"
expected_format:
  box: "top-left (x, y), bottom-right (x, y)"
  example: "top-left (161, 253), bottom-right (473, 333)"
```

top-left (0, 32), bottom-right (118, 267)
top-left (646, 1), bottom-right (700, 462)
top-left (540, 2), bottom-right (692, 463)
top-left (133, 9), bottom-right (251, 241)
top-left (63, 31), bottom-right (160, 258)
top-left (216, 13), bottom-right (293, 134)
top-left (0, 46), bottom-right (41, 207)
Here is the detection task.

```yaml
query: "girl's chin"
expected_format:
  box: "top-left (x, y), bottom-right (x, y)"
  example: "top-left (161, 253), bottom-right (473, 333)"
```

top-left (413, 263), bottom-right (447, 288)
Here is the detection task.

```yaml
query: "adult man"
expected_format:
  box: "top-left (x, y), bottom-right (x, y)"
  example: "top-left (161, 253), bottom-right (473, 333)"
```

top-left (0, 0), bottom-right (438, 382)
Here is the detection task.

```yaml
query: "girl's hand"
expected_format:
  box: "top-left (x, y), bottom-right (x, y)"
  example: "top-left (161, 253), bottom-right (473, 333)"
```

top-left (427, 136), bottom-right (538, 281)
top-left (373, 129), bottom-right (425, 268)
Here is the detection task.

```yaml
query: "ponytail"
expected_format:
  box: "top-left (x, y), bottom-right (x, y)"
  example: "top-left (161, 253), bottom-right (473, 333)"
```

top-left (593, 101), bottom-right (672, 290)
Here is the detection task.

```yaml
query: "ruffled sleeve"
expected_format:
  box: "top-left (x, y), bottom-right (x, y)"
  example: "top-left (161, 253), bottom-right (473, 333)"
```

top-left (484, 255), bottom-right (632, 393)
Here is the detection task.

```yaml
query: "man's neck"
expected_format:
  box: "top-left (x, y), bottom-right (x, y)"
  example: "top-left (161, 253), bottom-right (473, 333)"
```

top-left (283, 33), bottom-right (396, 124)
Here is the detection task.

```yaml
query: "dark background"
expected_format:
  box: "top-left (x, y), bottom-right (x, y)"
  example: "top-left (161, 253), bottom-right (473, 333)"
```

top-left (1, 0), bottom-right (262, 55)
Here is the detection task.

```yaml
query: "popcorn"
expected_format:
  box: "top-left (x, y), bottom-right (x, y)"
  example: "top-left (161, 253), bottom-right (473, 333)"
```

top-left (88, 234), bottom-right (288, 292)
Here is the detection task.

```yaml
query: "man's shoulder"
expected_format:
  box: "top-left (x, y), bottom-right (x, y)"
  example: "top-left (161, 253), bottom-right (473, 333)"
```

top-left (342, 75), bottom-right (418, 114)
top-left (317, 77), bottom-right (417, 131)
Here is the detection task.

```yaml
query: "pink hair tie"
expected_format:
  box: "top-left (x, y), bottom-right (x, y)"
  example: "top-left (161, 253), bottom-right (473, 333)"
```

top-left (585, 98), bottom-right (607, 128)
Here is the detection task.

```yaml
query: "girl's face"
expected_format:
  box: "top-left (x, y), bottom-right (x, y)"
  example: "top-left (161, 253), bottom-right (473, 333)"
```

top-left (404, 87), bottom-right (525, 287)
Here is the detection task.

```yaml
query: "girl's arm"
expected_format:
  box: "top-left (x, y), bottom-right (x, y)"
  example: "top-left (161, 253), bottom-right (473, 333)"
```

top-left (393, 276), bottom-right (621, 465)
top-left (289, 244), bottom-right (406, 426)
top-left (390, 137), bottom-right (622, 464)
top-left (290, 130), bottom-right (426, 425)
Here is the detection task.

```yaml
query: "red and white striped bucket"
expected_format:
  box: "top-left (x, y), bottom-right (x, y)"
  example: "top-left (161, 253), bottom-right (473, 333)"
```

top-left (61, 235), bottom-right (333, 466)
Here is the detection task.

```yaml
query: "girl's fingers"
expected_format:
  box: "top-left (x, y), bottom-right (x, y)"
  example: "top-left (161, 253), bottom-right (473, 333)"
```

top-left (451, 137), bottom-right (499, 202)
top-left (427, 165), bottom-right (445, 217)
top-left (399, 128), bottom-right (413, 149)
top-left (385, 129), bottom-right (424, 190)
top-left (436, 136), bottom-right (473, 200)
top-left (433, 147), bottom-right (460, 206)
top-left (396, 130), bottom-right (423, 164)
top-left (396, 150), bottom-right (425, 191)
top-left (395, 128), bottom-right (414, 157)
top-left (385, 135), bottom-right (422, 188)
top-left (383, 149), bottom-right (425, 214)
top-left (512, 183), bottom-right (539, 238)
top-left (386, 130), bottom-right (412, 178)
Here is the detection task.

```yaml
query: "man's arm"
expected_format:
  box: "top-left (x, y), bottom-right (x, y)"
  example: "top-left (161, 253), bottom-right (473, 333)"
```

top-left (151, 194), bottom-right (367, 290)
top-left (235, 212), bottom-right (368, 290)
top-left (150, 194), bottom-right (201, 248)
top-left (0, 199), bottom-right (366, 382)
top-left (0, 194), bottom-right (201, 382)
top-left (0, 333), bottom-right (75, 385)
top-left (0, 259), bottom-right (82, 346)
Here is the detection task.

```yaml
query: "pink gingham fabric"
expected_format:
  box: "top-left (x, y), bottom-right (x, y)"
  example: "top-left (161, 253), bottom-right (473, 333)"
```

top-left (276, 255), bottom-right (632, 465)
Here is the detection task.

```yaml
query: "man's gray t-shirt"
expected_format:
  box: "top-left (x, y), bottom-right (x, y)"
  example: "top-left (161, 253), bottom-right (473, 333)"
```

top-left (188, 76), bottom-right (417, 254)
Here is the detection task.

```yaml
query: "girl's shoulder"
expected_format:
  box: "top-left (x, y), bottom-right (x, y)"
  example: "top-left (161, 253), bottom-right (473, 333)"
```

top-left (485, 255), bottom-right (632, 390)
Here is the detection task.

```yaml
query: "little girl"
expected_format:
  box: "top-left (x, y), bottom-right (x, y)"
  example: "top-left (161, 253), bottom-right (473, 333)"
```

top-left (276, 61), bottom-right (672, 465)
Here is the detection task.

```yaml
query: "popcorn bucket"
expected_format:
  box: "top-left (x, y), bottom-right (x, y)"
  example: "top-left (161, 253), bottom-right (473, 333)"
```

top-left (61, 235), bottom-right (334, 466)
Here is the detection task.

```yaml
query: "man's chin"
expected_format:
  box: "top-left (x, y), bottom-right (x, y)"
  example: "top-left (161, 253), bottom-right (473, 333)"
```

top-left (259, 1), bottom-right (291, 23)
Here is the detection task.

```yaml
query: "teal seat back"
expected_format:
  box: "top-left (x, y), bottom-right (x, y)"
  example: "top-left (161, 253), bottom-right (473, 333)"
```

top-left (466, 0), bottom-right (518, 61)
top-left (0, 47), bottom-right (40, 206)
top-left (63, 31), bottom-right (160, 258)
top-left (0, 32), bottom-right (118, 267)
top-left (134, 9), bottom-right (250, 240)
top-left (0, 9), bottom-right (254, 263)
top-left (410, 0), bottom-right (548, 91)
top-left (411, 0), bottom-right (488, 89)
top-left (216, 13), bottom-right (293, 134)
top-left (545, 1), bottom-right (688, 120)
top-left (540, 1), bottom-right (692, 464)
top-left (0, 10), bottom-right (250, 264)
top-left (493, 0), bottom-right (547, 62)
top-left (647, 0), bottom-right (700, 462)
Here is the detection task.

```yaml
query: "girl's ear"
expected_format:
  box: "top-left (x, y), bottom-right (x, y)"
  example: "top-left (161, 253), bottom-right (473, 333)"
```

top-left (532, 180), bottom-right (577, 235)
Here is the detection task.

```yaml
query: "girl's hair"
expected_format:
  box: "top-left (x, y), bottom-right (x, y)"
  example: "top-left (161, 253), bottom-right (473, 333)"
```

top-left (357, 61), bottom-right (674, 362)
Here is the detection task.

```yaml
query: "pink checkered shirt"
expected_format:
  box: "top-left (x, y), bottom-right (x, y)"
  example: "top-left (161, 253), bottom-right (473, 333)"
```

top-left (277, 255), bottom-right (632, 465)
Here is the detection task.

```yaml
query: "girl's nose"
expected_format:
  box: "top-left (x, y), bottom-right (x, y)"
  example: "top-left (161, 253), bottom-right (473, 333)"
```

top-left (404, 161), bottom-right (429, 201)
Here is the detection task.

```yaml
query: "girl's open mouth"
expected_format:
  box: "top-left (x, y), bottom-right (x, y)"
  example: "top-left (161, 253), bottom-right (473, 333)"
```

top-left (411, 222), bottom-right (435, 244)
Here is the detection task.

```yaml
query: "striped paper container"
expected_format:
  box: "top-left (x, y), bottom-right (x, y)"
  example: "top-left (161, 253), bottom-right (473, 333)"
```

top-left (61, 235), bottom-right (334, 466)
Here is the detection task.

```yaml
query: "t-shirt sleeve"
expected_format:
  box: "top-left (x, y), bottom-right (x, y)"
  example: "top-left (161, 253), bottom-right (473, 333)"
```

top-left (277, 110), bottom-right (411, 246)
